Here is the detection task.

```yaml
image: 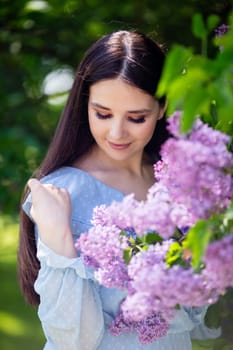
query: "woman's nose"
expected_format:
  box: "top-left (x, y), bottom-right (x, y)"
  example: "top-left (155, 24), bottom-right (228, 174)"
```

top-left (108, 118), bottom-right (128, 140)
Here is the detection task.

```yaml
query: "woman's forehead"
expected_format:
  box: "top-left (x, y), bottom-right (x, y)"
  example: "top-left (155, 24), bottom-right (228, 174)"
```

top-left (89, 78), bottom-right (156, 110)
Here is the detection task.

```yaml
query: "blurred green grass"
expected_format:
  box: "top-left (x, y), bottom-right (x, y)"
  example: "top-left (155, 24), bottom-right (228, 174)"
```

top-left (0, 215), bottom-right (44, 350)
top-left (0, 215), bottom-right (231, 350)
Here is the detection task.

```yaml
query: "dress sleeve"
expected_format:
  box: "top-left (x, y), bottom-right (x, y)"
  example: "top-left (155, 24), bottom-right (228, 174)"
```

top-left (185, 306), bottom-right (221, 340)
top-left (35, 238), bottom-right (105, 350)
top-left (21, 175), bottom-right (105, 349)
top-left (168, 306), bottom-right (221, 340)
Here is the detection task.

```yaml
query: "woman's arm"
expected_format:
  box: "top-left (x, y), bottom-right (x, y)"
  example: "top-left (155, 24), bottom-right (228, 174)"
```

top-left (26, 178), bottom-right (104, 349)
top-left (28, 178), bottom-right (77, 258)
top-left (34, 239), bottom-right (104, 350)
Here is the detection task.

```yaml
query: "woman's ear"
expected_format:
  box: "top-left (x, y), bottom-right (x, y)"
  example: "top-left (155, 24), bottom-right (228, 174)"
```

top-left (158, 102), bottom-right (167, 120)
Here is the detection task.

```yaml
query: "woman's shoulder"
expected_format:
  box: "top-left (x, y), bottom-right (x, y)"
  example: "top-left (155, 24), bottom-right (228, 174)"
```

top-left (22, 167), bottom-right (97, 223)
top-left (40, 166), bottom-right (91, 189)
top-left (39, 166), bottom-right (123, 206)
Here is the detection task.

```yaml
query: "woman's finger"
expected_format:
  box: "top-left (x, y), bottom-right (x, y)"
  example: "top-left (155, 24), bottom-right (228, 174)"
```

top-left (27, 178), bottom-right (41, 192)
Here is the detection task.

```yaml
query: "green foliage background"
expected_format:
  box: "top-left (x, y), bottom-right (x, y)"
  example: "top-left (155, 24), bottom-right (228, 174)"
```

top-left (1, 0), bottom-right (232, 214)
top-left (0, 0), bottom-right (233, 349)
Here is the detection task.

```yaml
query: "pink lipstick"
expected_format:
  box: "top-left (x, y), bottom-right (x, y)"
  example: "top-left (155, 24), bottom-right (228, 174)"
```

top-left (108, 142), bottom-right (131, 150)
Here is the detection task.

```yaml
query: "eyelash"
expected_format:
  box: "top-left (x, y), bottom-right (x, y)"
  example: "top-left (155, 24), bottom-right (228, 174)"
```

top-left (95, 112), bottom-right (146, 124)
top-left (128, 116), bottom-right (146, 124)
top-left (95, 111), bottom-right (111, 119)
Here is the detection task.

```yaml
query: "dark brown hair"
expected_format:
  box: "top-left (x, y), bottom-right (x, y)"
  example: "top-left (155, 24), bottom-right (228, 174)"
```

top-left (18, 30), bottom-right (169, 305)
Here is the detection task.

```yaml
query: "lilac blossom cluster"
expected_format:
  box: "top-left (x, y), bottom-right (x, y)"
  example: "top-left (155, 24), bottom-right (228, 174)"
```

top-left (76, 224), bottom-right (129, 288)
top-left (214, 24), bottom-right (229, 37)
top-left (92, 184), bottom-right (193, 239)
top-left (214, 23), bottom-right (230, 51)
top-left (77, 112), bottom-right (233, 343)
top-left (122, 233), bottom-right (233, 323)
top-left (203, 233), bottom-right (233, 292)
top-left (154, 111), bottom-right (233, 223)
top-left (109, 310), bottom-right (168, 344)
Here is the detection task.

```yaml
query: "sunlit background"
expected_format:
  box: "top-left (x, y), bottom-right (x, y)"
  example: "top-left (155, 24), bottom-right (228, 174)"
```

top-left (0, 0), bottom-right (232, 348)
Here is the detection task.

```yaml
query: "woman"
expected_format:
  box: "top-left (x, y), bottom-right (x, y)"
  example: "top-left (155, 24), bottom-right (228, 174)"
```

top-left (18, 30), bottom-right (217, 349)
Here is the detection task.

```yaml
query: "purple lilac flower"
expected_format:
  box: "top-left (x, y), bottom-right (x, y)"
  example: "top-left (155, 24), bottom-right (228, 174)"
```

top-left (135, 313), bottom-right (169, 344)
top-left (165, 110), bottom-right (183, 138)
top-left (203, 233), bottom-right (233, 293)
top-left (109, 310), bottom-right (168, 344)
top-left (95, 260), bottom-right (129, 289)
top-left (121, 234), bottom-right (233, 323)
top-left (215, 23), bottom-right (230, 50)
top-left (121, 242), bottom-right (223, 322)
top-left (91, 204), bottom-right (109, 226)
top-left (76, 224), bottom-right (129, 288)
top-left (145, 183), bottom-right (193, 236)
top-left (109, 311), bottom-right (133, 336)
top-left (91, 191), bottom-right (186, 239)
top-left (154, 112), bottom-right (233, 222)
top-left (90, 182), bottom-right (192, 240)
top-left (92, 194), bottom-right (139, 228)
top-left (215, 24), bottom-right (229, 37)
top-left (76, 111), bottom-right (233, 341)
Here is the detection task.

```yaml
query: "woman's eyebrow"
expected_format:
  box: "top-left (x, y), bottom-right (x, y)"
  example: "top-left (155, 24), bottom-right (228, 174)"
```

top-left (90, 102), bottom-right (152, 114)
top-left (127, 108), bottom-right (152, 114)
top-left (90, 102), bottom-right (110, 111)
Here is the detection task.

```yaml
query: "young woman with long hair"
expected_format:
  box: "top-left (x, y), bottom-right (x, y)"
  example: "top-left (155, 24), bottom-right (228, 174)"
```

top-left (18, 30), bottom-right (217, 349)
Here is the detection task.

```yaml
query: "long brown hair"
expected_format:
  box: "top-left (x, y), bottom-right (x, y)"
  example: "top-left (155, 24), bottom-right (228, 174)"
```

top-left (18, 30), bottom-right (170, 306)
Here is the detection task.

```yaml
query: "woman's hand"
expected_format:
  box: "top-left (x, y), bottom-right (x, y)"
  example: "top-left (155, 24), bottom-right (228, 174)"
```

top-left (28, 178), bottom-right (77, 258)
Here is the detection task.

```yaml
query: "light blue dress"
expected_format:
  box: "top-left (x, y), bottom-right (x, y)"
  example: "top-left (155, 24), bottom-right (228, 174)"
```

top-left (23, 166), bottom-right (220, 350)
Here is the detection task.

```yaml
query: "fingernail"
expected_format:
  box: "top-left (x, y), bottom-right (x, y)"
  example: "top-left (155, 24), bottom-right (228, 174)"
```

top-left (27, 178), bottom-right (38, 189)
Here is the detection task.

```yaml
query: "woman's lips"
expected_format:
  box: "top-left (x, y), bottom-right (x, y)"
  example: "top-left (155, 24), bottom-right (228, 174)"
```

top-left (108, 141), bottom-right (131, 150)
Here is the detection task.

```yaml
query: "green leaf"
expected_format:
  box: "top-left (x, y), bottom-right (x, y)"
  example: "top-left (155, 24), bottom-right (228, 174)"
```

top-left (192, 13), bottom-right (207, 39)
top-left (120, 230), bottom-right (127, 236)
top-left (123, 248), bottom-right (132, 264)
top-left (157, 45), bottom-right (192, 97)
top-left (143, 232), bottom-right (163, 244)
top-left (183, 220), bottom-right (212, 270)
top-left (128, 236), bottom-right (136, 245)
top-left (207, 15), bottom-right (220, 32)
top-left (172, 227), bottom-right (185, 241)
top-left (181, 86), bottom-right (207, 132)
top-left (222, 200), bottom-right (233, 230)
top-left (166, 242), bottom-right (183, 267)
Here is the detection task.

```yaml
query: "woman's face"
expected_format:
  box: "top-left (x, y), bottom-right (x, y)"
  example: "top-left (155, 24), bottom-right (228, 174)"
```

top-left (88, 78), bottom-right (164, 164)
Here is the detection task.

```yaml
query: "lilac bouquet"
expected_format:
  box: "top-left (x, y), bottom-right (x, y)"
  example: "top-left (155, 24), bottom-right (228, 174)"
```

top-left (76, 111), bottom-right (233, 344)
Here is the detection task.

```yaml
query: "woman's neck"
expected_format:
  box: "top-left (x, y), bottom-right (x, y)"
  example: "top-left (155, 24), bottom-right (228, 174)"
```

top-left (74, 145), bottom-right (155, 201)
top-left (78, 144), bottom-right (152, 176)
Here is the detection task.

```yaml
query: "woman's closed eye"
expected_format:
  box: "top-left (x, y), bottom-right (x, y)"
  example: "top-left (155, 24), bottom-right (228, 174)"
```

top-left (95, 111), bottom-right (112, 119)
top-left (128, 116), bottom-right (146, 124)
top-left (95, 111), bottom-right (147, 123)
